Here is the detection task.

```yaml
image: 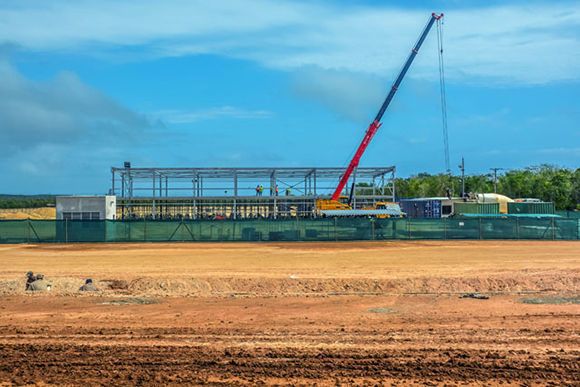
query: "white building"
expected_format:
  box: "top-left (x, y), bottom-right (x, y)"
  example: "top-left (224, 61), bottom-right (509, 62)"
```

top-left (56, 196), bottom-right (117, 220)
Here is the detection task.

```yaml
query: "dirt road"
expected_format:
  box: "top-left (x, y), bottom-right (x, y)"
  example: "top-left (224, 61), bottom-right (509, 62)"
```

top-left (0, 241), bottom-right (578, 385)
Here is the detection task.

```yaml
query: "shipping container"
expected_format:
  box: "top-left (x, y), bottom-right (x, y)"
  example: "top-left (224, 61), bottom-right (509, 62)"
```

top-left (399, 199), bottom-right (442, 218)
top-left (453, 202), bottom-right (499, 215)
top-left (476, 193), bottom-right (512, 214)
top-left (508, 202), bottom-right (555, 215)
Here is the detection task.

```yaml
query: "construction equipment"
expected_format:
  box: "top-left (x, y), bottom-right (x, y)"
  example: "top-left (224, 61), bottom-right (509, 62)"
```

top-left (317, 12), bottom-right (444, 216)
top-left (364, 201), bottom-right (405, 219)
top-left (436, 16), bottom-right (450, 173)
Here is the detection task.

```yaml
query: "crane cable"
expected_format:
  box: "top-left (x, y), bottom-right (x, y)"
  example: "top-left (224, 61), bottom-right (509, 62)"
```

top-left (436, 17), bottom-right (450, 174)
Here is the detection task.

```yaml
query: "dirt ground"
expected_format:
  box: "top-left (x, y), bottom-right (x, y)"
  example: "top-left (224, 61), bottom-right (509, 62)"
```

top-left (0, 207), bottom-right (55, 220)
top-left (0, 241), bottom-right (578, 385)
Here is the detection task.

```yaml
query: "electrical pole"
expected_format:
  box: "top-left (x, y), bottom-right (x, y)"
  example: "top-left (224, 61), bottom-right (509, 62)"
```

top-left (458, 157), bottom-right (465, 198)
top-left (490, 167), bottom-right (504, 193)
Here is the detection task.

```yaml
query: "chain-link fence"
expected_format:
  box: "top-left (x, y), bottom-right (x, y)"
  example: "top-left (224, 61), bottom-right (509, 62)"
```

top-left (0, 217), bottom-right (578, 243)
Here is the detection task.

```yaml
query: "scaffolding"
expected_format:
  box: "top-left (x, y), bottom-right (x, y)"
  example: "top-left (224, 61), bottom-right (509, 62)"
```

top-left (110, 166), bottom-right (396, 219)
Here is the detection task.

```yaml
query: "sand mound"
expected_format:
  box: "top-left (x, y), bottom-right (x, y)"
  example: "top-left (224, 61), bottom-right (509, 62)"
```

top-left (0, 207), bottom-right (55, 220)
top-left (0, 271), bottom-right (577, 297)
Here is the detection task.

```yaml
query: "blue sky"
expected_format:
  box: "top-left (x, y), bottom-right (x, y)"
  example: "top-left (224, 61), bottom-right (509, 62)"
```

top-left (0, 0), bottom-right (578, 194)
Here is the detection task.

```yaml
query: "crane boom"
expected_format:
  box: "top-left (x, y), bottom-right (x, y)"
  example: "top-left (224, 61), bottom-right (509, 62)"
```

top-left (331, 13), bottom-right (443, 201)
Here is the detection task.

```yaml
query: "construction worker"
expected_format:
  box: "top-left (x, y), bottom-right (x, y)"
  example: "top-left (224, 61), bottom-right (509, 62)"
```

top-left (79, 278), bottom-right (98, 292)
top-left (27, 273), bottom-right (49, 292)
top-left (275, 185), bottom-right (279, 196)
top-left (258, 185), bottom-right (264, 197)
top-left (25, 271), bottom-right (36, 291)
top-left (285, 187), bottom-right (291, 196)
top-left (255, 185), bottom-right (260, 196)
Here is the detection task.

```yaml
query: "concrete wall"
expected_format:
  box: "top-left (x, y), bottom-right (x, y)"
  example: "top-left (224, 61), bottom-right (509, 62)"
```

top-left (105, 196), bottom-right (116, 219)
top-left (56, 196), bottom-right (116, 220)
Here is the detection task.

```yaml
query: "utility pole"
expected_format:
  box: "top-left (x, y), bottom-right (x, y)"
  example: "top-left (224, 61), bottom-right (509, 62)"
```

top-left (458, 157), bottom-right (465, 198)
top-left (459, 156), bottom-right (465, 198)
top-left (490, 167), bottom-right (504, 193)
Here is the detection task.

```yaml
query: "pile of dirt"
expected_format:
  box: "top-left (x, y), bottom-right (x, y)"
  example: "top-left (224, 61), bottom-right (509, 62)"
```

top-left (101, 279), bottom-right (129, 290)
top-left (0, 272), bottom-right (577, 297)
top-left (0, 278), bottom-right (110, 296)
top-left (128, 273), bottom-right (580, 297)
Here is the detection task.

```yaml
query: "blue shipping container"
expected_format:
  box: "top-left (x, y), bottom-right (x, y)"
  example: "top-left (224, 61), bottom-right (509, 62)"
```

top-left (400, 199), bottom-right (442, 218)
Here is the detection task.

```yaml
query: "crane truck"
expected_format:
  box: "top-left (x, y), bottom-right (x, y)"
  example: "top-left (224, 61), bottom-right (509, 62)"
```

top-left (317, 13), bottom-right (444, 218)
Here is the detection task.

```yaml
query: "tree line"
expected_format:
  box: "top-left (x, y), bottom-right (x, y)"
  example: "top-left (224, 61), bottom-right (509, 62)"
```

top-left (0, 196), bottom-right (56, 209)
top-left (1, 165), bottom-right (578, 211)
top-left (392, 165), bottom-right (579, 210)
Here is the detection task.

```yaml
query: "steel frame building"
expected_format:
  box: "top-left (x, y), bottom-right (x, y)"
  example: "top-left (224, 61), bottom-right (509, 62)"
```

top-left (111, 166), bottom-right (396, 219)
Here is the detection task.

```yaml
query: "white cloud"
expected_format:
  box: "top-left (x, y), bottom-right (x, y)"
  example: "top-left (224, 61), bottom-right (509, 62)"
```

top-left (0, 60), bottom-right (150, 153)
top-left (0, 1), bottom-right (578, 85)
top-left (154, 106), bottom-right (273, 124)
top-left (291, 67), bottom-right (385, 123)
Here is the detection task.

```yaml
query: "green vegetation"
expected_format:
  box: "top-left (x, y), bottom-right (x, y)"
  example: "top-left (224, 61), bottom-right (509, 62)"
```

top-left (393, 165), bottom-right (579, 210)
top-left (0, 195), bottom-right (56, 209)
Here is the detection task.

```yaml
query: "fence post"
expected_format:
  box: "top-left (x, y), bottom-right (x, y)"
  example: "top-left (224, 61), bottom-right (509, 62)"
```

top-left (443, 218), bottom-right (447, 240)
top-left (478, 217), bottom-right (482, 240)
top-left (334, 217), bottom-right (337, 241)
top-left (370, 218), bottom-right (375, 241)
top-left (65, 219), bottom-right (68, 243)
top-left (551, 217), bottom-right (556, 240)
top-left (143, 218), bottom-right (147, 242)
top-left (516, 217), bottom-right (520, 240)
top-left (407, 218), bottom-right (411, 240)
top-left (296, 217), bottom-right (300, 241)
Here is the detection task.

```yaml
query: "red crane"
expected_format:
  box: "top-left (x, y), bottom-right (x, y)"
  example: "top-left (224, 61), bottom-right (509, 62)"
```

top-left (330, 13), bottom-right (443, 203)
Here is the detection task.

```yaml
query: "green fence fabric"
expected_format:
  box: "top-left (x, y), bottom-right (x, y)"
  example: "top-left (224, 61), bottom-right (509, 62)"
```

top-left (1, 218), bottom-right (578, 243)
top-left (556, 210), bottom-right (580, 219)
